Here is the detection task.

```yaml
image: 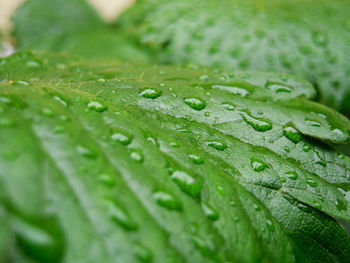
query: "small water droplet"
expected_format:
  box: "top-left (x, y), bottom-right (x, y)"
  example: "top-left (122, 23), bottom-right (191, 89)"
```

top-left (206, 141), bottom-right (227, 151)
top-left (134, 244), bottom-right (153, 263)
top-left (188, 154), bottom-right (203, 164)
top-left (241, 112), bottom-right (272, 132)
top-left (199, 75), bottom-right (209, 81)
top-left (303, 144), bottom-right (311, 152)
top-left (59, 115), bottom-right (70, 121)
top-left (76, 145), bottom-right (96, 159)
top-left (87, 101), bottom-right (107, 112)
top-left (221, 102), bottom-right (235, 111)
top-left (336, 197), bottom-right (347, 211)
top-left (283, 124), bottom-right (302, 143)
top-left (169, 142), bottom-right (179, 148)
top-left (96, 78), bottom-right (106, 83)
top-left (53, 125), bottom-right (65, 134)
top-left (98, 174), bottom-right (116, 187)
top-left (266, 82), bottom-right (293, 93)
top-left (216, 185), bottom-right (226, 196)
top-left (305, 119), bottom-right (321, 127)
top-left (53, 96), bottom-right (68, 107)
top-left (106, 200), bottom-right (138, 231)
top-left (306, 178), bottom-right (318, 188)
top-left (130, 151), bottom-right (144, 163)
top-left (212, 85), bottom-right (250, 97)
top-left (253, 204), bottom-right (261, 211)
top-left (204, 111), bottom-right (211, 117)
top-left (0, 118), bottom-right (15, 127)
top-left (153, 191), bottom-right (182, 211)
top-left (313, 201), bottom-right (322, 210)
top-left (42, 108), bottom-right (54, 116)
top-left (312, 30), bottom-right (328, 47)
top-left (314, 152), bottom-right (326, 167)
top-left (184, 97), bottom-right (206, 111)
top-left (139, 88), bottom-right (161, 99)
top-left (266, 220), bottom-right (274, 231)
top-left (251, 158), bottom-right (268, 172)
top-left (230, 201), bottom-right (237, 207)
top-left (111, 132), bottom-right (132, 145)
top-left (171, 171), bottom-right (201, 199)
top-left (284, 146), bottom-right (290, 153)
top-left (234, 216), bottom-right (240, 222)
top-left (202, 203), bottom-right (219, 221)
top-left (285, 171), bottom-right (298, 180)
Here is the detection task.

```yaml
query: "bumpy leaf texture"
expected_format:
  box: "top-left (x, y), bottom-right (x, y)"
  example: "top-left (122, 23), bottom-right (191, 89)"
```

top-left (117, 0), bottom-right (350, 115)
top-left (11, 0), bottom-right (150, 62)
top-left (0, 51), bottom-right (350, 262)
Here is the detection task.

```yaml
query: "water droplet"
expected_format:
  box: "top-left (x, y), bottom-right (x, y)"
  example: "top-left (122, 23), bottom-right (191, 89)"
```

top-left (212, 85), bottom-right (250, 97)
top-left (134, 244), bottom-right (153, 263)
top-left (183, 96), bottom-right (206, 111)
top-left (303, 144), bottom-right (311, 152)
top-left (204, 111), bottom-right (211, 117)
top-left (76, 145), bottom-right (96, 159)
top-left (285, 171), bottom-right (298, 180)
top-left (53, 125), bottom-right (65, 134)
top-left (153, 191), bottom-right (182, 211)
top-left (139, 88), bottom-right (161, 99)
top-left (306, 178), bottom-right (318, 188)
top-left (171, 171), bottom-right (201, 199)
top-left (283, 124), bottom-right (302, 143)
top-left (216, 185), bottom-right (226, 196)
top-left (234, 216), bottom-right (240, 222)
top-left (25, 60), bottom-right (42, 68)
top-left (251, 158), bottom-right (268, 172)
top-left (253, 204), bottom-right (261, 211)
top-left (336, 197), bottom-right (347, 211)
top-left (313, 202), bottom-right (322, 210)
top-left (199, 75), bottom-right (209, 81)
top-left (188, 154), bottom-right (203, 164)
top-left (202, 203), bottom-right (219, 221)
top-left (96, 78), bottom-right (106, 83)
top-left (111, 132), bottom-right (132, 145)
top-left (98, 174), bottom-right (116, 187)
top-left (42, 108), bottom-right (54, 116)
top-left (206, 140), bottom-right (227, 151)
top-left (87, 101), bottom-right (107, 112)
top-left (106, 200), bottom-right (138, 231)
top-left (169, 142), bottom-right (179, 148)
top-left (221, 102), bottom-right (235, 111)
top-left (314, 152), bottom-right (326, 167)
top-left (230, 201), bottom-right (237, 207)
top-left (0, 96), bottom-right (11, 104)
top-left (305, 119), bottom-right (321, 127)
top-left (53, 96), bottom-right (68, 107)
top-left (284, 146), bottom-right (290, 153)
top-left (130, 151), bottom-right (144, 163)
top-left (312, 30), bottom-right (328, 47)
top-left (338, 152), bottom-right (344, 159)
top-left (241, 112), bottom-right (272, 132)
top-left (0, 118), bottom-right (15, 127)
top-left (266, 82), bottom-right (293, 93)
top-left (266, 220), bottom-right (274, 231)
top-left (59, 115), bottom-right (70, 121)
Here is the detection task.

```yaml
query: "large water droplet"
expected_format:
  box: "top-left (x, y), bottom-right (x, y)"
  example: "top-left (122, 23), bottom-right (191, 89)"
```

top-left (251, 158), bottom-right (268, 172)
top-left (221, 102), bottom-right (235, 111)
top-left (314, 152), bottom-right (326, 167)
top-left (171, 171), bottom-right (201, 199)
top-left (87, 101), bottom-right (107, 112)
top-left (106, 200), bottom-right (138, 231)
top-left (201, 203), bottom-right (219, 221)
top-left (206, 140), bottom-right (227, 151)
top-left (283, 124), bottom-right (302, 143)
top-left (212, 84), bottom-right (250, 97)
top-left (241, 112), bottom-right (272, 132)
top-left (153, 191), bottom-right (182, 211)
top-left (139, 88), bottom-right (161, 99)
top-left (184, 97), bottom-right (206, 111)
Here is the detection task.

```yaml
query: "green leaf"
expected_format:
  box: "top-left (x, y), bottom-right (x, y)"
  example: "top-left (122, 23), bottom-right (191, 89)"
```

top-left (118, 0), bottom-right (350, 115)
top-left (0, 51), bottom-right (350, 262)
top-left (12, 0), bottom-right (151, 62)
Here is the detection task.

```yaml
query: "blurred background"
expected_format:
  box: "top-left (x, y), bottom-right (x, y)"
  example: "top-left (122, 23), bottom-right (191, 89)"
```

top-left (0, 0), bottom-right (133, 53)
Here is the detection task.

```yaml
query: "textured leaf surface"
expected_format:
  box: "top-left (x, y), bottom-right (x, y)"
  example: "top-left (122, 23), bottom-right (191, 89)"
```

top-left (12, 0), bottom-right (150, 62)
top-left (118, 0), bottom-right (350, 115)
top-left (1, 51), bottom-right (350, 262)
